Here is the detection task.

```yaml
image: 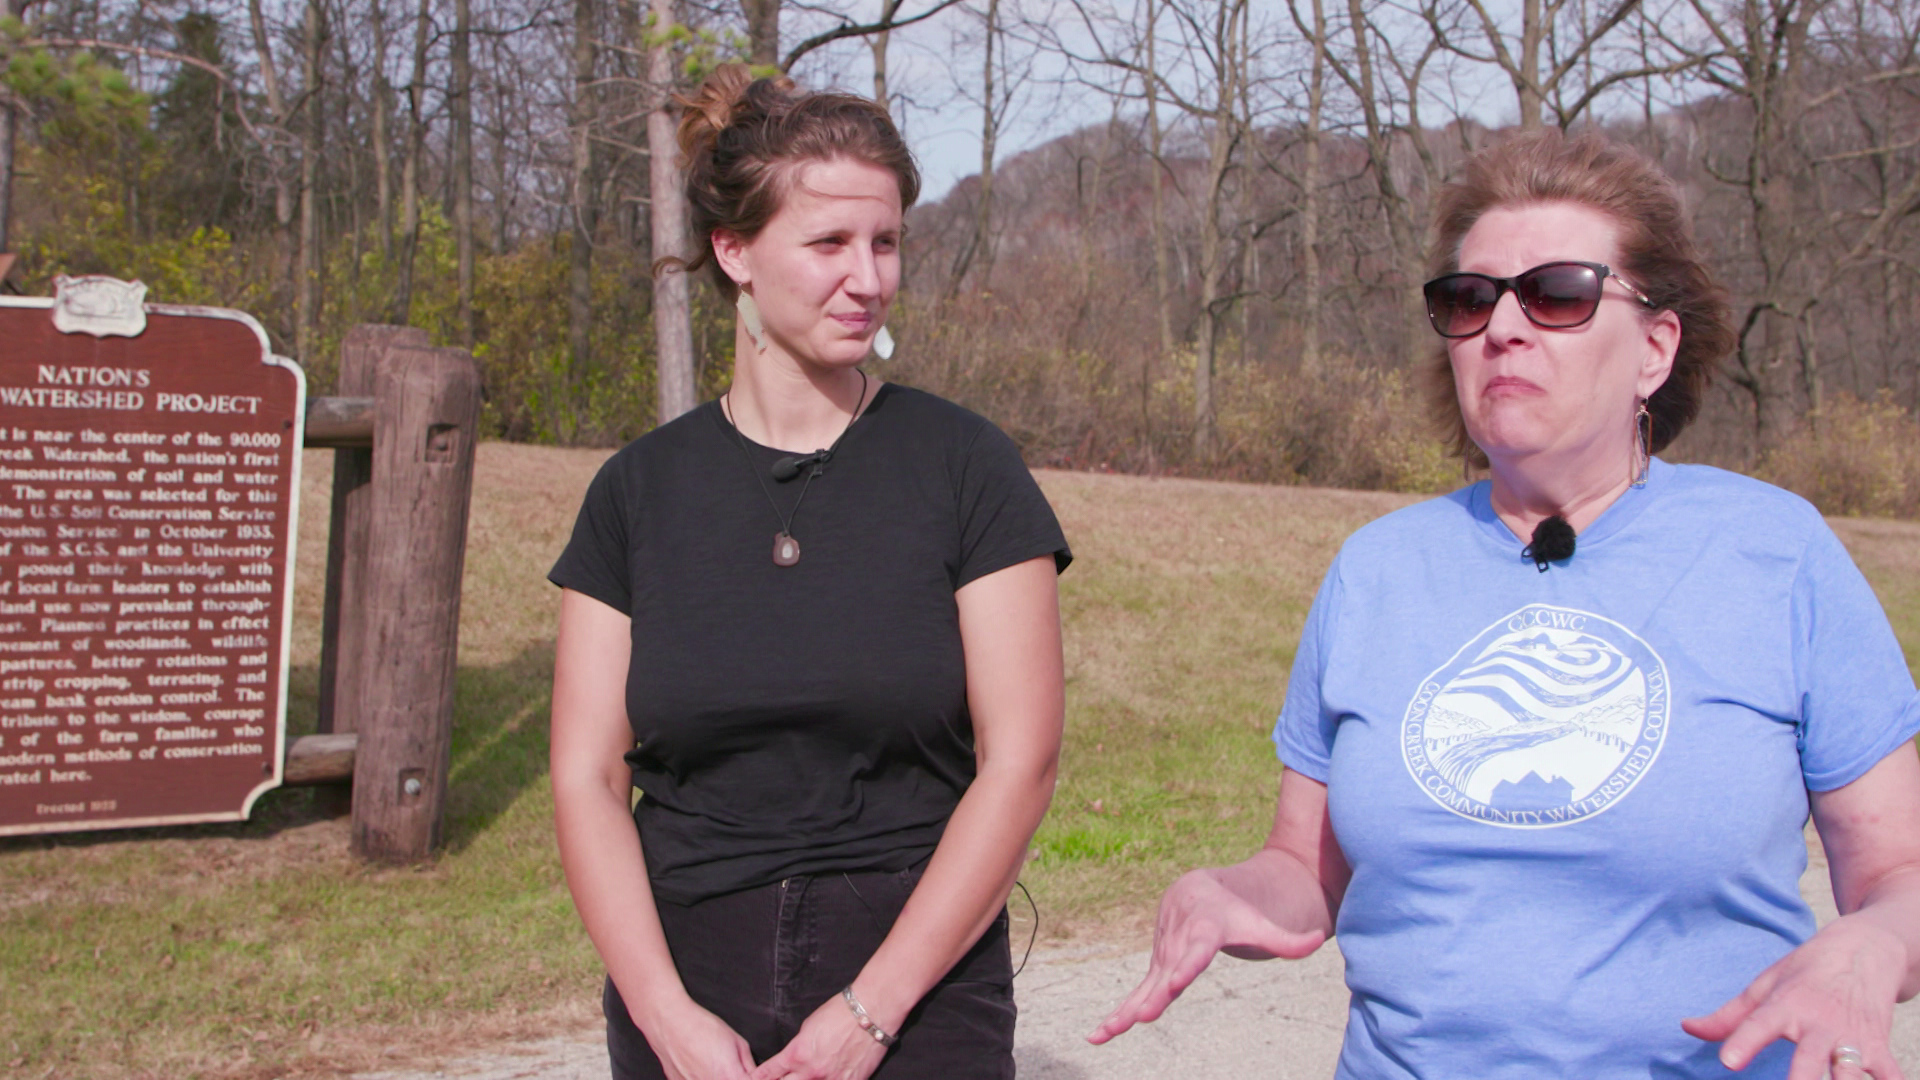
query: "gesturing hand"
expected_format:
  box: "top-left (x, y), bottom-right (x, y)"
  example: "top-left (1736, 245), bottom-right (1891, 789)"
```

top-left (1682, 914), bottom-right (1908, 1080)
top-left (749, 992), bottom-right (890, 1080)
top-left (1087, 867), bottom-right (1327, 1045)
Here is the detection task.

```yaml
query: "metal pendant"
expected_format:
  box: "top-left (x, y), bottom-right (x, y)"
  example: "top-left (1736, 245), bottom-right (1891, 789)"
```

top-left (772, 532), bottom-right (801, 567)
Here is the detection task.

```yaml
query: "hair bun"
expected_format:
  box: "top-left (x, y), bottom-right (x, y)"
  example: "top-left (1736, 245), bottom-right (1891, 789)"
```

top-left (675, 63), bottom-right (796, 166)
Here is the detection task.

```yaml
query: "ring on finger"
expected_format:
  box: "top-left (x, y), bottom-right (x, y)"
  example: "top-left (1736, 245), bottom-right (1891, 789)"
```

top-left (1833, 1044), bottom-right (1866, 1070)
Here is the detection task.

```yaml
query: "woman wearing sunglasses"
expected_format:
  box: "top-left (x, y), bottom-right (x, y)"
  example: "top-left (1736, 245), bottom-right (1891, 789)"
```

top-left (1092, 130), bottom-right (1920, 1079)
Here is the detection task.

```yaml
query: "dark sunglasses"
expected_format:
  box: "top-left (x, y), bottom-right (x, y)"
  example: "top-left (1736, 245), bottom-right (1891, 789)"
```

top-left (1423, 261), bottom-right (1653, 339)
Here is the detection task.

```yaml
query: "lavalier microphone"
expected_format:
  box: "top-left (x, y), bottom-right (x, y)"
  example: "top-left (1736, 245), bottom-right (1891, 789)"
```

top-left (771, 449), bottom-right (832, 482)
top-left (1523, 515), bottom-right (1576, 572)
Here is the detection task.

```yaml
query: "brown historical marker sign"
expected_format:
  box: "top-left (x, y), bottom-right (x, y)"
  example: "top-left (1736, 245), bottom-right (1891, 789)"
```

top-left (0, 277), bottom-right (304, 835)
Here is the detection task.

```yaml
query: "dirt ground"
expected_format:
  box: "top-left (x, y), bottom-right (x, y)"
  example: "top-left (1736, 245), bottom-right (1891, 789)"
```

top-left (353, 844), bottom-right (1920, 1080)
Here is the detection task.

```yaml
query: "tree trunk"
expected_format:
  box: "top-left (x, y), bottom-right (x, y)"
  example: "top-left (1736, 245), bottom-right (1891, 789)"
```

top-left (649, 0), bottom-right (697, 423)
top-left (870, 0), bottom-right (901, 108)
top-left (1300, 0), bottom-right (1325, 375)
top-left (372, 0), bottom-right (394, 262)
top-left (1191, 0), bottom-right (1244, 461)
top-left (335, 20), bottom-right (363, 301)
top-left (491, 119), bottom-right (512, 254)
top-left (570, 0), bottom-right (599, 381)
top-left (391, 0), bottom-right (431, 325)
top-left (1716, 0), bottom-right (1829, 445)
top-left (1072, 110), bottom-right (1119, 347)
top-left (974, 0), bottom-right (1000, 288)
top-left (1343, 0), bottom-right (1425, 369)
top-left (452, 0), bottom-right (476, 346)
top-left (1145, 0), bottom-right (1173, 434)
top-left (296, 0), bottom-right (326, 364)
top-left (1517, 0), bottom-right (1543, 129)
top-left (248, 0), bottom-right (299, 344)
top-left (0, 0), bottom-right (15, 254)
top-left (743, 0), bottom-right (779, 67)
top-left (1235, 0), bottom-right (1255, 368)
top-left (1192, 118), bottom-right (1233, 461)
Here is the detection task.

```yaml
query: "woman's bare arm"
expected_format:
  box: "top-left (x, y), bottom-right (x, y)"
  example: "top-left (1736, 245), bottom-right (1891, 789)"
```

top-left (1685, 743), bottom-right (1920, 1080)
top-left (551, 588), bottom-right (754, 1080)
top-left (751, 555), bottom-right (1065, 1080)
top-left (1088, 766), bottom-right (1349, 1043)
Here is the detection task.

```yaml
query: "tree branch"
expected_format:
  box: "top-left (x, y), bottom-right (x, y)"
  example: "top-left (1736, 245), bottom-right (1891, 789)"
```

top-left (24, 36), bottom-right (272, 146)
top-left (781, 0), bottom-right (968, 70)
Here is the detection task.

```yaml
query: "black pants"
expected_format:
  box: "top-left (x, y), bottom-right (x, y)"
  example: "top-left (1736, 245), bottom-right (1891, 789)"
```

top-left (605, 865), bottom-right (1016, 1080)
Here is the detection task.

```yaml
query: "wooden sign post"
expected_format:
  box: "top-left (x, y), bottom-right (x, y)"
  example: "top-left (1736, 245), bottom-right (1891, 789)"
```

top-left (341, 331), bottom-right (480, 862)
top-left (0, 285), bottom-right (480, 864)
top-left (0, 278), bottom-right (304, 834)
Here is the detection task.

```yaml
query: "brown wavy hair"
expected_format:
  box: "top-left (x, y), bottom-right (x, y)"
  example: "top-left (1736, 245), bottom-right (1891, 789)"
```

top-left (662, 64), bottom-right (921, 298)
top-left (1423, 130), bottom-right (1734, 468)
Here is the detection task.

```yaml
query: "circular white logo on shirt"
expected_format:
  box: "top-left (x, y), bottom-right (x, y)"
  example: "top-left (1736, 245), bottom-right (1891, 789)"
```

top-left (1402, 604), bottom-right (1669, 828)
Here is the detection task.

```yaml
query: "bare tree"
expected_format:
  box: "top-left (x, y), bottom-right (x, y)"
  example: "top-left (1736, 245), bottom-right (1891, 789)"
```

top-left (1297, 0), bottom-right (1327, 373)
top-left (973, 0), bottom-right (1001, 286)
top-left (390, 0), bottom-right (433, 325)
top-left (1172, 0), bottom-right (1249, 457)
top-left (371, 0), bottom-right (395, 262)
top-left (1143, 0), bottom-right (1175, 359)
top-left (247, 0), bottom-right (301, 334)
top-left (1424, 0), bottom-right (1644, 128)
top-left (570, 0), bottom-right (599, 375)
top-left (647, 0), bottom-right (697, 422)
top-left (871, 0), bottom-right (904, 105)
top-left (297, 0), bottom-right (326, 362)
top-left (452, 0), bottom-right (476, 345)
top-left (1683, 0), bottom-right (1920, 438)
top-left (1325, 0), bottom-right (1426, 367)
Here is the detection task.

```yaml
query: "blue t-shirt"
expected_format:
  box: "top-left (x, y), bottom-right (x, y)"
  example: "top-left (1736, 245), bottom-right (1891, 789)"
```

top-left (1276, 459), bottom-right (1920, 1079)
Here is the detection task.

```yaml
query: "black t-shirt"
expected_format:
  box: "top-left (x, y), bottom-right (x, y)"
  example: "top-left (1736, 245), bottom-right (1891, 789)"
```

top-left (549, 384), bottom-right (1071, 905)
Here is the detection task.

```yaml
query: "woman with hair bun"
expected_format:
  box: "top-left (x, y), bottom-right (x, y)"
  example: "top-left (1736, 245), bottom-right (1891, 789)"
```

top-left (1094, 129), bottom-right (1920, 1079)
top-left (548, 65), bottom-right (1070, 1080)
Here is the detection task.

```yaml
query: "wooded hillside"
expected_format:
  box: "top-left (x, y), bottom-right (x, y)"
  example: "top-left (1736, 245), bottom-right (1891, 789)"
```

top-left (3, 0), bottom-right (1917, 512)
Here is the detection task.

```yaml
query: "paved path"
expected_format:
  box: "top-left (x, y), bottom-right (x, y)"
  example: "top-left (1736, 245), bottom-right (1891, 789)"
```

top-left (356, 859), bottom-right (1919, 1079)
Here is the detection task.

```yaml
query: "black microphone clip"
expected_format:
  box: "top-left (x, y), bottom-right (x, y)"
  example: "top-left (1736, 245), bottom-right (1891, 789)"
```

top-left (771, 448), bottom-right (832, 482)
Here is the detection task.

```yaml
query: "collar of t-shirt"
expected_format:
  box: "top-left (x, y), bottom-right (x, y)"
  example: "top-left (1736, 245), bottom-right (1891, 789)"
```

top-left (1468, 457), bottom-right (1671, 558)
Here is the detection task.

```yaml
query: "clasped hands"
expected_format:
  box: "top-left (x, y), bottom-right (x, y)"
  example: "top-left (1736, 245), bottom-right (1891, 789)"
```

top-left (649, 990), bottom-right (890, 1080)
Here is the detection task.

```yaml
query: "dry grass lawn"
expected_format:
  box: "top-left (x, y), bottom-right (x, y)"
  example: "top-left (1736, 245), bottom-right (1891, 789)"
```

top-left (2, 443), bottom-right (1915, 1079)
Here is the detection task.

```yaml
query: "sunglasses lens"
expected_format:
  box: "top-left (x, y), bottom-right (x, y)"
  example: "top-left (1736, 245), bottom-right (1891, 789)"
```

top-left (1518, 264), bottom-right (1603, 327)
top-left (1426, 277), bottom-right (1498, 337)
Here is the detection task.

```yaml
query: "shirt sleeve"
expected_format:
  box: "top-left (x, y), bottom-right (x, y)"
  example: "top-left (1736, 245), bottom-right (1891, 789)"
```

top-left (1274, 559), bottom-right (1345, 782)
top-left (1793, 524), bottom-right (1920, 791)
top-left (953, 421), bottom-right (1072, 589)
top-left (547, 455), bottom-right (634, 615)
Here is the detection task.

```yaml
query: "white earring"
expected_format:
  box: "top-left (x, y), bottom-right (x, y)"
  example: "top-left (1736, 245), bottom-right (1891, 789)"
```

top-left (873, 325), bottom-right (895, 360)
top-left (737, 291), bottom-right (765, 352)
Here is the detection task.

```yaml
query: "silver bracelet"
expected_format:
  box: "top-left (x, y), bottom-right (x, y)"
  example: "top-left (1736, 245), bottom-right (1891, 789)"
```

top-left (840, 985), bottom-right (898, 1047)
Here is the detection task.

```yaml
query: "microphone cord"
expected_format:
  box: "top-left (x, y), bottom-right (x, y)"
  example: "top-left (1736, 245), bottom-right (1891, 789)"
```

top-left (1012, 879), bottom-right (1039, 978)
top-left (721, 369), bottom-right (867, 549)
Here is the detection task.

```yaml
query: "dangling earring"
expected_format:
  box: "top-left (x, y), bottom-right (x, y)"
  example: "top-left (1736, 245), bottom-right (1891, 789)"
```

top-left (1632, 401), bottom-right (1652, 488)
top-left (737, 291), bottom-right (766, 352)
top-left (872, 325), bottom-right (895, 360)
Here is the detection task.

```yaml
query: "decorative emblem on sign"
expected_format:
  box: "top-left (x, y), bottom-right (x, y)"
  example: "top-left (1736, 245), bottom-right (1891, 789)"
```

top-left (51, 275), bottom-right (149, 338)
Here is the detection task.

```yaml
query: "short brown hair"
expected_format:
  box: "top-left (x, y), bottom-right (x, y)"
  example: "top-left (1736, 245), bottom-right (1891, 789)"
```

top-left (666, 64), bottom-right (921, 298)
top-left (1424, 130), bottom-right (1734, 467)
